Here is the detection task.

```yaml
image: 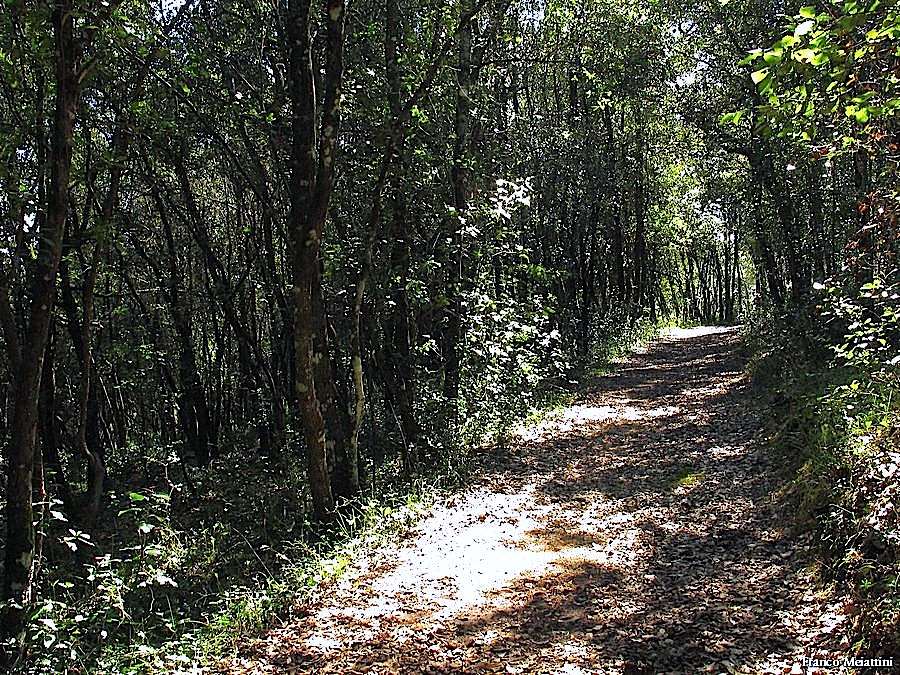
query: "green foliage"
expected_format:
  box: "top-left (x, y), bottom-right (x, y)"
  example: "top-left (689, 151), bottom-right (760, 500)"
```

top-left (22, 490), bottom-right (189, 674)
top-left (4, 0), bottom-right (876, 667)
top-left (744, 0), bottom-right (900, 148)
top-left (15, 459), bottom-right (438, 673)
top-left (460, 291), bottom-right (568, 445)
top-left (737, 0), bottom-right (900, 650)
top-left (819, 276), bottom-right (900, 375)
top-left (749, 273), bottom-right (900, 655)
top-left (672, 469), bottom-right (706, 489)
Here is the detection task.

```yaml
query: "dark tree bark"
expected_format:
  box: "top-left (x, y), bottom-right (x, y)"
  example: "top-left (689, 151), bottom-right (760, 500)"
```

top-left (382, 0), bottom-right (421, 473)
top-left (444, 0), bottom-right (475, 407)
top-left (285, 0), bottom-right (347, 521)
top-left (1, 0), bottom-right (78, 659)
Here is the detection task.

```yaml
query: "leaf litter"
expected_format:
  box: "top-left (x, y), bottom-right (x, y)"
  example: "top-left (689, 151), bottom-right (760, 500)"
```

top-left (222, 327), bottom-right (848, 675)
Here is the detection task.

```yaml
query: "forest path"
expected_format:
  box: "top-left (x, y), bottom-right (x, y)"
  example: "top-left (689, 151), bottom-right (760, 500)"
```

top-left (229, 327), bottom-right (843, 674)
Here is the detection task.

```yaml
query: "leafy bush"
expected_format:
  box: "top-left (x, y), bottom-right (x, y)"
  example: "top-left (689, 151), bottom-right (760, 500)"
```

top-left (750, 271), bottom-right (899, 654)
top-left (460, 290), bottom-right (569, 445)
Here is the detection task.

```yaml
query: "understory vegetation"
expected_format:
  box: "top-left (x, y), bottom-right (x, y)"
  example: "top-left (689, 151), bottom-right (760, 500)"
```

top-left (746, 0), bottom-right (900, 654)
top-left (1, 0), bottom-right (898, 670)
top-left (752, 279), bottom-right (899, 654)
top-left (14, 321), bottom-right (666, 675)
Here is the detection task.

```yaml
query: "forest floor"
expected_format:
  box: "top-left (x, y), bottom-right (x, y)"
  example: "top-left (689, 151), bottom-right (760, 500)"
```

top-left (224, 327), bottom-right (848, 675)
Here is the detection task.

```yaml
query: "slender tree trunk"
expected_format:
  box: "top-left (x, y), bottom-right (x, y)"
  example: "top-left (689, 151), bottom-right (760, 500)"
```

top-left (383, 0), bottom-right (421, 472)
top-left (2, 0), bottom-right (78, 659)
top-left (444, 0), bottom-right (475, 407)
top-left (285, 0), bottom-right (346, 521)
top-left (38, 329), bottom-right (76, 516)
top-left (145, 186), bottom-right (216, 466)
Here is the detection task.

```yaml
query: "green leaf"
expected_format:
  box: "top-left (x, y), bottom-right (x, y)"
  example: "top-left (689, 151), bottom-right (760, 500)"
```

top-left (740, 49), bottom-right (763, 65)
top-left (751, 68), bottom-right (770, 84)
top-left (129, 491), bottom-right (147, 501)
top-left (847, 104), bottom-right (872, 123)
top-left (720, 110), bottom-right (745, 125)
top-left (799, 6), bottom-right (817, 18)
top-left (774, 35), bottom-right (798, 49)
top-left (763, 49), bottom-right (783, 64)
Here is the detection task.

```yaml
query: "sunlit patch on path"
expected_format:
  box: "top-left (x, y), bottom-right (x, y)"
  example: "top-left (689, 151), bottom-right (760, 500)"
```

top-left (226, 327), bottom-right (843, 674)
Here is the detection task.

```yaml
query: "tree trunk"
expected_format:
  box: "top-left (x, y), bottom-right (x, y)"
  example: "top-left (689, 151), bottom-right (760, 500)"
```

top-left (444, 0), bottom-right (475, 406)
top-left (1, 0), bottom-right (78, 659)
top-left (383, 0), bottom-right (421, 473)
top-left (285, 0), bottom-right (346, 521)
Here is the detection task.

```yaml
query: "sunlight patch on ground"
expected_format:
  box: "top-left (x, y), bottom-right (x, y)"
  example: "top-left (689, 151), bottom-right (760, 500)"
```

top-left (304, 634), bottom-right (340, 651)
top-left (516, 402), bottom-right (683, 442)
top-left (663, 325), bottom-right (738, 340)
top-left (590, 527), bottom-right (643, 568)
top-left (513, 405), bottom-right (617, 441)
top-left (561, 402), bottom-right (681, 424)
top-left (303, 485), bottom-right (560, 649)
top-left (301, 481), bottom-right (648, 655)
top-left (708, 443), bottom-right (745, 459)
top-left (563, 404), bottom-right (618, 422)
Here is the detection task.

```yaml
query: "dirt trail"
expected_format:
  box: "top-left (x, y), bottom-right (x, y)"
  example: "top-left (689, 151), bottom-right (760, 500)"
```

top-left (230, 327), bottom-right (845, 674)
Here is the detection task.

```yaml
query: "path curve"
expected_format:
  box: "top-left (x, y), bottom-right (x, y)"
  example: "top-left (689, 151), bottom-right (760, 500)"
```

top-left (229, 327), bottom-right (844, 675)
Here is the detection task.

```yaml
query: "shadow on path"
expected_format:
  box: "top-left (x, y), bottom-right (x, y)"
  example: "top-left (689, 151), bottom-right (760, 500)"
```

top-left (228, 327), bottom-right (837, 675)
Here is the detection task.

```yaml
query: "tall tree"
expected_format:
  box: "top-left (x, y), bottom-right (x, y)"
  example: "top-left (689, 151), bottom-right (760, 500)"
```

top-left (285, 0), bottom-right (348, 521)
top-left (2, 0), bottom-right (79, 658)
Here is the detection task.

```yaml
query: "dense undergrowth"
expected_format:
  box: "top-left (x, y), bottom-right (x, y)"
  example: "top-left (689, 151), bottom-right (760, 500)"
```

top-left (20, 317), bottom-right (666, 674)
top-left (749, 276), bottom-right (900, 655)
top-left (29, 457), bottom-right (437, 674)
